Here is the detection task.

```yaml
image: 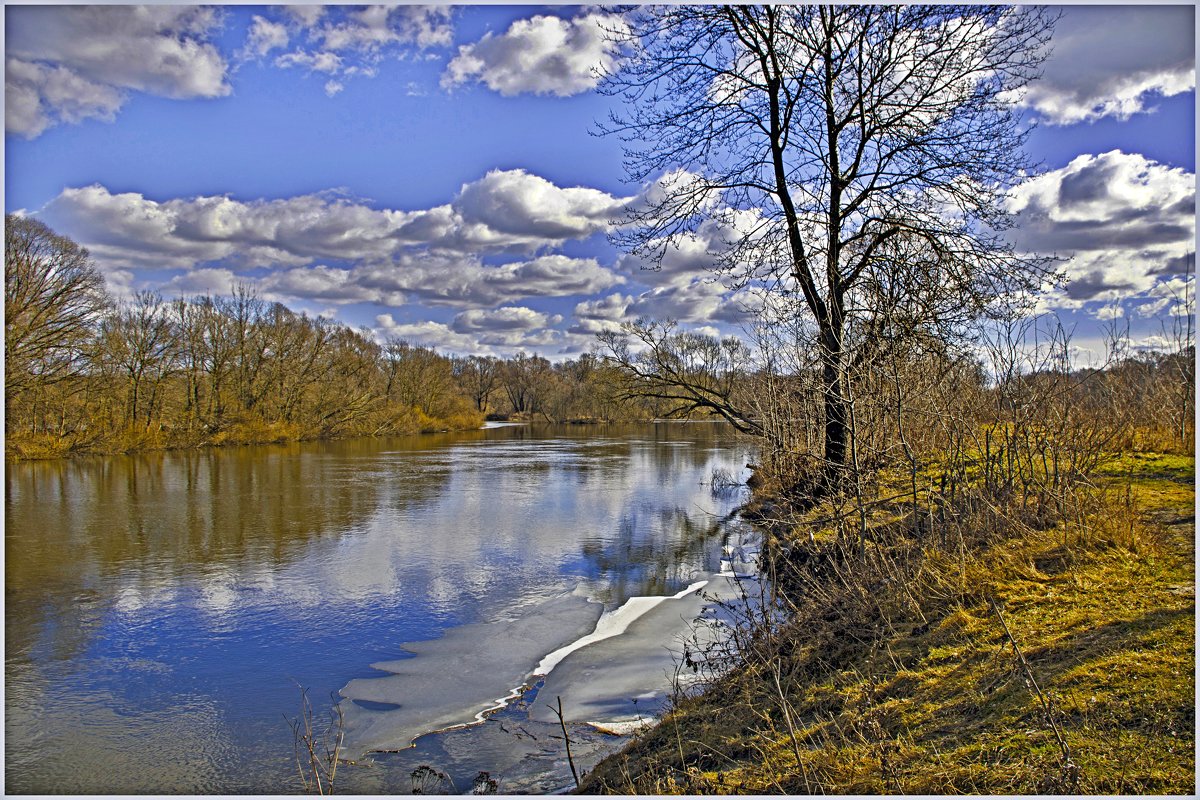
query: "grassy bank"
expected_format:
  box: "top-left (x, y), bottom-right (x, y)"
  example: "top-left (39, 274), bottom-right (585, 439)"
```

top-left (580, 452), bottom-right (1194, 794)
top-left (5, 405), bottom-right (486, 461)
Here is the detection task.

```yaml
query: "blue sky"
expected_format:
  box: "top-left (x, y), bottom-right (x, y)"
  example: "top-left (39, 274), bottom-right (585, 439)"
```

top-left (5, 4), bottom-right (1196, 362)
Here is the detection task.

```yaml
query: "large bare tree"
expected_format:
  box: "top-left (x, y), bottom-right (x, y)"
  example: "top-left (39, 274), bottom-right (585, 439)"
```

top-left (603, 5), bottom-right (1056, 491)
top-left (5, 215), bottom-right (109, 411)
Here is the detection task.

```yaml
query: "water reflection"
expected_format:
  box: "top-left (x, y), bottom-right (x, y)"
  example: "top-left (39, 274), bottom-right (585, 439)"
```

top-left (5, 422), bottom-right (754, 793)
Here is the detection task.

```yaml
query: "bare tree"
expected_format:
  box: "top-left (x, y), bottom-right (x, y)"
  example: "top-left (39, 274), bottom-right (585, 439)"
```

top-left (453, 354), bottom-right (500, 413)
top-left (5, 215), bottom-right (109, 402)
top-left (599, 319), bottom-right (760, 432)
top-left (500, 351), bottom-right (554, 417)
top-left (603, 5), bottom-right (1056, 491)
top-left (97, 291), bottom-right (177, 427)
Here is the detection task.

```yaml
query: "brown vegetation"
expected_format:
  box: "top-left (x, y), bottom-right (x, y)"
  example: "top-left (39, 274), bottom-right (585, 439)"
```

top-left (581, 331), bottom-right (1194, 793)
top-left (3, 216), bottom-right (684, 461)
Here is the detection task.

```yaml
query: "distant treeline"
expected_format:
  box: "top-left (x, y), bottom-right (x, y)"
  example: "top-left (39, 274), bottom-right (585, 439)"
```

top-left (4, 215), bottom-right (656, 460)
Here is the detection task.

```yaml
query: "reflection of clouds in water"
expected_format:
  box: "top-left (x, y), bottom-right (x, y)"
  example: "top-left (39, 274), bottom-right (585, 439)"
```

top-left (112, 582), bottom-right (178, 615)
top-left (79, 431), bottom-right (748, 625)
top-left (7, 664), bottom-right (238, 794)
top-left (199, 582), bottom-right (238, 614)
top-left (6, 423), bottom-right (758, 792)
top-left (427, 571), bottom-right (461, 611)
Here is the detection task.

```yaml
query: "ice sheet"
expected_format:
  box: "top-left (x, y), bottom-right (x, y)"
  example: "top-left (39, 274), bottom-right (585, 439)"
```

top-left (532, 579), bottom-right (709, 677)
top-left (528, 572), bottom-right (750, 729)
top-left (339, 590), bottom-right (603, 755)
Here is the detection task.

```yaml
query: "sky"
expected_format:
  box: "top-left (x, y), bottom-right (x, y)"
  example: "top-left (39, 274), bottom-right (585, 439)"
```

top-left (4, 4), bottom-right (1196, 363)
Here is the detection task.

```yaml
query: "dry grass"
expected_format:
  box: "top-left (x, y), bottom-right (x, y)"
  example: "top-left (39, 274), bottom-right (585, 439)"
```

top-left (580, 453), bottom-right (1194, 795)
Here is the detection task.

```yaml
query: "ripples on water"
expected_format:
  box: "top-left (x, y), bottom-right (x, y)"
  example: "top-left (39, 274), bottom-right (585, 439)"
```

top-left (5, 422), bottom-right (755, 793)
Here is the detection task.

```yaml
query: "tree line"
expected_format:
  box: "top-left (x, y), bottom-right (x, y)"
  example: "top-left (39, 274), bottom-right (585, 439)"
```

top-left (4, 215), bottom-right (666, 460)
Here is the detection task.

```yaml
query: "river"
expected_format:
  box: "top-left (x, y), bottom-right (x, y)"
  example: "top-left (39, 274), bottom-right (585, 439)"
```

top-left (5, 421), bottom-right (758, 793)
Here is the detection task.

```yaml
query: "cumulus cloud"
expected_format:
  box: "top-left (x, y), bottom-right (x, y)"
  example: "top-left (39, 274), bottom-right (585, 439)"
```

top-left (616, 207), bottom-right (775, 289)
top-left (314, 5), bottom-right (453, 52)
top-left (1007, 150), bottom-right (1195, 310)
top-left (442, 11), bottom-right (628, 96)
top-left (5, 58), bottom-right (125, 137)
top-left (41, 185), bottom-right (402, 269)
top-left (627, 279), bottom-right (741, 323)
top-left (451, 306), bottom-right (562, 334)
top-left (275, 50), bottom-right (344, 74)
top-left (39, 170), bottom-right (629, 273)
top-left (374, 316), bottom-right (483, 353)
top-left (570, 293), bottom-right (632, 335)
top-left (375, 314), bottom-right (569, 356)
top-left (454, 169), bottom-right (627, 242)
top-left (242, 254), bottom-right (621, 311)
top-left (1022, 6), bottom-right (1195, 125)
top-left (160, 267), bottom-right (240, 298)
top-left (285, 6), bottom-right (326, 29)
top-left (569, 277), bottom-right (759, 335)
top-left (575, 293), bottom-right (632, 320)
top-left (1134, 277), bottom-right (1195, 319)
top-left (6, 5), bottom-right (230, 137)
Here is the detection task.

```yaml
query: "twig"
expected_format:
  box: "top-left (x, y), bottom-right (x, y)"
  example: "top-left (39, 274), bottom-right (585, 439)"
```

top-left (987, 595), bottom-right (1076, 783)
top-left (550, 695), bottom-right (581, 789)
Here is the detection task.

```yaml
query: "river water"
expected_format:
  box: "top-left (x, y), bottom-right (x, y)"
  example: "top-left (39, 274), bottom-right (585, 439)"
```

top-left (5, 422), bottom-right (758, 794)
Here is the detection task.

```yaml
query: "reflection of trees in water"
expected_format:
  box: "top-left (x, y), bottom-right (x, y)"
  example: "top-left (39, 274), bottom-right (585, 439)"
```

top-left (578, 505), bottom-right (727, 605)
top-left (4, 441), bottom-right (452, 663)
top-left (4, 421), bottom-right (748, 672)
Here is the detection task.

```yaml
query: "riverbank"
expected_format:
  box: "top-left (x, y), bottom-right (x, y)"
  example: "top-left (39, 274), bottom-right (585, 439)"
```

top-left (579, 451), bottom-right (1195, 794)
top-left (4, 405), bottom-right (486, 461)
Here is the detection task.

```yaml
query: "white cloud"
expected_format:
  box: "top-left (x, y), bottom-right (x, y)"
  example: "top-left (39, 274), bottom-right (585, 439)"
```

top-left (231, 253), bottom-right (621, 311)
top-left (442, 11), bottom-right (628, 96)
top-left (243, 15), bottom-right (290, 59)
top-left (374, 316), bottom-right (482, 353)
top-left (5, 58), bottom-right (125, 138)
top-left (453, 169), bottom-right (627, 243)
top-left (101, 269), bottom-right (140, 306)
top-left (574, 294), bottom-right (632, 321)
top-left (314, 6), bottom-right (452, 53)
top-left (1134, 276), bottom-right (1196, 319)
top-left (6, 6), bottom-right (230, 138)
top-left (570, 278), bottom-right (759, 333)
top-left (616, 208), bottom-right (773, 289)
top-left (374, 313), bottom-right (568, 356)
top-left (1022, 6), bottom-right (1195, 125)
top-left (1008, 150), bottom-right (1195, 310)
top-left (570, 293), bottom-right (633, 335)
top-left (285, 6), bottom-right (326, 29)
top-left (161, 267), bottom-right (240, 298)
top-left (627, 279), bottom-right (733, 323)
top-left (39, 170), bottom-right (631, 275)
top-left (451, 306), bottom-right (562, 334)
top-left (257, 6), bottom-right (452, 94)
top-left (275, 50), bottom-right (344, 74)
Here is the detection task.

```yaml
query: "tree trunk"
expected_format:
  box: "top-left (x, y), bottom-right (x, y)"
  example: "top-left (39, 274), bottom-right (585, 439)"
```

top-left (819, 335), bottom-right (848, 490)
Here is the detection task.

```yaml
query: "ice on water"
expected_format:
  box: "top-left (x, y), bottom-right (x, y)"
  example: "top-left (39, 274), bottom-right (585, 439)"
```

top-left (341, 525), bottom-right (763, 757)
top-left (530, 571), bottom-right (750, 730)
top-left (339, 590), bottom-right (603, 755)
